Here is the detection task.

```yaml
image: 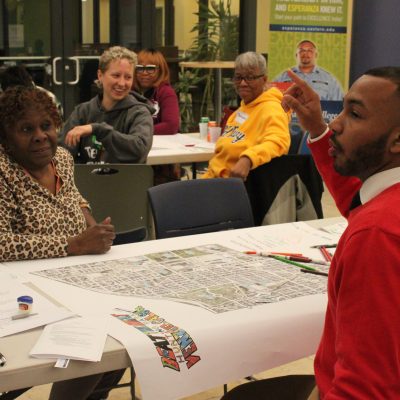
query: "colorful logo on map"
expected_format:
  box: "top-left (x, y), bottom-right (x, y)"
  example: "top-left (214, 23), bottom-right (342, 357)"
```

top-left (112, 306), bottom-right (201, 372)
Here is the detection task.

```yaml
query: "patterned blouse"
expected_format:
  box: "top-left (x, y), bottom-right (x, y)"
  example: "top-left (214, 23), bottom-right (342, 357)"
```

top-left (0, 146), bottom-right (87, 261)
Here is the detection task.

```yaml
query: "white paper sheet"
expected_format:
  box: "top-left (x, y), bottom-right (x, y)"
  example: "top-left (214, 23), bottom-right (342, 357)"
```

top-left (0, 271), bottom-right (75, 337)
top-left (225, 221), bottom-right (339, 259)
top-left (320, 221), bottom-right (348, 238)
top-left (30, 315), bottom-right (108, 362)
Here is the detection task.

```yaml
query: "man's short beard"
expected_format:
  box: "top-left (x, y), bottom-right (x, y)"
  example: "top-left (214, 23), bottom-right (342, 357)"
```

top-left (333, 133), bottom-right (389, 178)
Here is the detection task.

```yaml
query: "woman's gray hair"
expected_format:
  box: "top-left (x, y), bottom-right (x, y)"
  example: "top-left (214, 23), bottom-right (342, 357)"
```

top-left (234, 51), bottom-right (267, 76)
top-left (96, 46), bottom-right (137, 88)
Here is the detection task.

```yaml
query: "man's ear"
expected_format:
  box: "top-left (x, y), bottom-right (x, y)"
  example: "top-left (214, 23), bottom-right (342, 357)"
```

top-left (389, 131), bottom-right (400, 153)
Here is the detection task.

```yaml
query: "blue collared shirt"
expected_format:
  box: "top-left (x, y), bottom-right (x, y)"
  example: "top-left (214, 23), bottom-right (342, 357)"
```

top-left (274, 66), bottom-right (344, 101)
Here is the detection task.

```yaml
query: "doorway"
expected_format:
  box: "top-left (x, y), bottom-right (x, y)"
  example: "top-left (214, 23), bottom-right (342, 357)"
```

top-left (0, 0), bottom-right (152, 117)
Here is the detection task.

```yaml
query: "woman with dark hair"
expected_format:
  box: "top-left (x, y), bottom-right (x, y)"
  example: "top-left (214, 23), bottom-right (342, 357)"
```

top-left (134, 48), bottom-right (181, 183)
top-left (0, 64), bottom-right (63, 117)
top-left (133, 48), bottom-right (180, 135)
top-left (0, 86), bottom-right (114, 261)
top-left (0, 84), bottom-right (127, 400)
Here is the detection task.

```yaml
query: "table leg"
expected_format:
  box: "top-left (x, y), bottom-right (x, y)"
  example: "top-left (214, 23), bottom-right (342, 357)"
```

top-left (192, 162), bottom-right (197, 179)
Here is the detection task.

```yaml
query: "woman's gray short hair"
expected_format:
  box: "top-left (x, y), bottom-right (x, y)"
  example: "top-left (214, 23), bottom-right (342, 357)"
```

top-left (234, 51), bottom-right (267, 76)
top-left (96, 46), bottom-right (137, 87)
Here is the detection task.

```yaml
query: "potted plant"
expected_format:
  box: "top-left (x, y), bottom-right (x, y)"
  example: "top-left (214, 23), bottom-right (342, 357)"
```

top-left (175, 0), bottom-right (239, 131)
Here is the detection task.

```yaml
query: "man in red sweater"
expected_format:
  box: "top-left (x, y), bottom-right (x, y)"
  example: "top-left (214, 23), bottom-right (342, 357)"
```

top-left (222, 67), bottom-right (400, 399)
top-left (283, 66), bottom-right (400, 399)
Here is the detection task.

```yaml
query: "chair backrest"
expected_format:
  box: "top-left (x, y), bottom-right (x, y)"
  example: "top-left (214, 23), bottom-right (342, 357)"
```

top-left (148, 178), bottom-right (254, 239)
top-left (74, 164), bottom-right (154, 242)
top-left (245, 155), bottom-right (324, 225)
top-left (298, 131), bottom-right (311, 154)
top-left (288, 122), bottom-right (306, 154)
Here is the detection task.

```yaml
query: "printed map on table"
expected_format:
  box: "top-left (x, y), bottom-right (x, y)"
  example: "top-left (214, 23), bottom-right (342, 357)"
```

top-left (32, 245), bottom-right (328, 313)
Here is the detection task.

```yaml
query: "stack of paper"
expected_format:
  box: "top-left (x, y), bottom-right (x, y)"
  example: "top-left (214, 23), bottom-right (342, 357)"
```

top-left (30, 316), bottom-right (108, 362)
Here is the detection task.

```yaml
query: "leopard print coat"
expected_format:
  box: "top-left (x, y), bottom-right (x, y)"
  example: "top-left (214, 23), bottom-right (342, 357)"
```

top-left (0, 146), bottom-right (87, 261)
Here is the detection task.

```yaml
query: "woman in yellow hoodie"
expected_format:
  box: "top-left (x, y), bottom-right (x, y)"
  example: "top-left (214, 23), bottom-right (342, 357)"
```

top-left (203, 51), bottom-right (291, 180)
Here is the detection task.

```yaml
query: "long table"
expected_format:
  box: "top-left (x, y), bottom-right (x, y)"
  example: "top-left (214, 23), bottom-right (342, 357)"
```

top-left (146, 133), bottom-right (215, 165)
top-left (0, 217), bottom-right (344, 399)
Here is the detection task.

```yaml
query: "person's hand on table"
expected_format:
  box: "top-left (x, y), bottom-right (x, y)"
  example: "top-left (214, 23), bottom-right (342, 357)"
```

top-left (230, 156), bottom-right (252, 180)
top-left (64, 124), bottom-right (93, 147)
top-left (67, 217), bottom-right (116, 255)
top-left (281, 69), bottom-right (328, 139)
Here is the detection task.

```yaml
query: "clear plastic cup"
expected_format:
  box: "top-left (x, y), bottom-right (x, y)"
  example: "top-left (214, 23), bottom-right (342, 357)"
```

top-left (199, 122), bottom-right (208, 140)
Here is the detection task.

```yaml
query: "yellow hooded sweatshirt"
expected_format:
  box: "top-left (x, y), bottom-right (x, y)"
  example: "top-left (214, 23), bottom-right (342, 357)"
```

top-left (203, 87), bottom-right (290, 178)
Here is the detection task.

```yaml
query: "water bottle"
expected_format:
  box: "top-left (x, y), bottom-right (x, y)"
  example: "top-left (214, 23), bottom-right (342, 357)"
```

top-left (199, 117), bottom-right (209, 140)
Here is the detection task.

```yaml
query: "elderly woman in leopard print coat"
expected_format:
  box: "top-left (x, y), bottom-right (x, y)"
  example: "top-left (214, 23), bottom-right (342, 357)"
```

top-left (0, 86), bottom-right (115, 262)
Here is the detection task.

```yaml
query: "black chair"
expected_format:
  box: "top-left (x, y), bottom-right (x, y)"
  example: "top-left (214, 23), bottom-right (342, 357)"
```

top-left (245, 155), bottom-right (324, 226)
top-left (74, 164), bottom-right (154, 243)
top-left (148, 178), bottom-right (254, 239)
top-left (288, 122), bottom-right (306, 154)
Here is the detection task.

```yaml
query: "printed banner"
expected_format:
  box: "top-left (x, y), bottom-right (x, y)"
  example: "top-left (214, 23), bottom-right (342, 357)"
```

top-left (269, 0), bottom-right (351, 93)
top-left (112, 306), bottom-right (201, 372)
top-left (268, 0), bottom-right (352, 151)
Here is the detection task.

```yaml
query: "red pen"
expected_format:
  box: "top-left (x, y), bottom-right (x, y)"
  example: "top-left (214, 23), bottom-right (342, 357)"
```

top-left (319, 246), bottom-right (333, 262)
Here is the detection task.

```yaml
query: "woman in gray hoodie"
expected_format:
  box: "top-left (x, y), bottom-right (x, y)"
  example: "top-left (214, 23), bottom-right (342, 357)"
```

top-left (60, 46), bottom-right (153, 164)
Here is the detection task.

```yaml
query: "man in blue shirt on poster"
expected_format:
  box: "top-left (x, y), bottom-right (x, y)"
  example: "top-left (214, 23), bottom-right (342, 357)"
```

top-left (274, 39), bottom-right (344, 101)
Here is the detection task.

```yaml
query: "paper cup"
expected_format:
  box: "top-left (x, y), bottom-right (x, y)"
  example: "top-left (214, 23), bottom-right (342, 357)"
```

top-left (209, 127), bottom-right (222, 143)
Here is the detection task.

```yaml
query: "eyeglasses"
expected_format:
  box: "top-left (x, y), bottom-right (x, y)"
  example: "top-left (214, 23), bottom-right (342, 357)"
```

top-left (136, 65), bottom-right (158, 74)
top-left (232, 74), bottom-right (264, 83)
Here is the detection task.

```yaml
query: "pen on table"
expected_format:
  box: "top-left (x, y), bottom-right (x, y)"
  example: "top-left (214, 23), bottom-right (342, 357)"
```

top-left (269, 254), bottom-right (330, 266)
top-left (244, 251), bottom-right (329, 265)
top-left (270, 255), bottom-right (317, 272)
top-left (244, 251), bottom-right (303, 257)
top-left (301, 268), bottom-right (329, 277)
top-left (318, 246), bottom-right (333, 262)
top-left (311, 243), bottom-right (337, 248)
top-left (0, 352), bottom-right (6, 367)
top-left (11, 312), bottom-right (39, 320)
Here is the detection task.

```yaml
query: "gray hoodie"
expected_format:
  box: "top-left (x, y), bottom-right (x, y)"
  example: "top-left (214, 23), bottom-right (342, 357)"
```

top-left (60, 92), bottom-right (154, 164)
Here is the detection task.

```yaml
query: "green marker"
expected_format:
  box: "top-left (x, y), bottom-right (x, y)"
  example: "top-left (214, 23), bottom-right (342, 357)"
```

top-left (271, 255), bottom-right (317, 272)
